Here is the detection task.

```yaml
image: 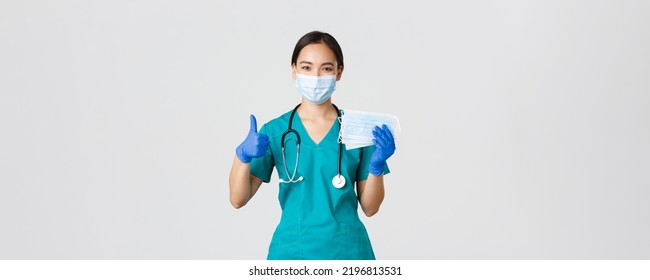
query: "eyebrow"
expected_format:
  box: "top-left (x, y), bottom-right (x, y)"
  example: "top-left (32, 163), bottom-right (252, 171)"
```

top-left (299, 61), bottom-right (335, 67)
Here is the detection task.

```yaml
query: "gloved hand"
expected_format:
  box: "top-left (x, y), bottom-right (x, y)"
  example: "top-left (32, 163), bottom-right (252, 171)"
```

top-left (369, 124), bottom-right (396, 176)
top-left (235, 115), bottom-right (270, 163)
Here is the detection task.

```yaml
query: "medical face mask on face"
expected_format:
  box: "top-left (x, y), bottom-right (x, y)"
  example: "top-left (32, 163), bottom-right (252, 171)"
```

top-left (295, 73), bottom-right (337, 104)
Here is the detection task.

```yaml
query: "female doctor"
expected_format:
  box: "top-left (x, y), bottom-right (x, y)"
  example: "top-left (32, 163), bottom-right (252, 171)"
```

top-left (228, 31), bottom-right (396, 260)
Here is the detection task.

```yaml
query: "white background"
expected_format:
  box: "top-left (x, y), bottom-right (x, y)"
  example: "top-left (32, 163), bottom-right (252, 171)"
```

top-left (1, 0), bottom-right (649, 259)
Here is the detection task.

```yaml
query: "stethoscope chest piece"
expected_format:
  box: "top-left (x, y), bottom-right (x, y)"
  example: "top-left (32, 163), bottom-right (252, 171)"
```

top-left (332, 174), bottom-right (346, 188)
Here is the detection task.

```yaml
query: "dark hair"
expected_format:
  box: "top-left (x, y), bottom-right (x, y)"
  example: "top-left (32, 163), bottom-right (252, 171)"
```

top-left (291, 31), bottom-right (344, 69)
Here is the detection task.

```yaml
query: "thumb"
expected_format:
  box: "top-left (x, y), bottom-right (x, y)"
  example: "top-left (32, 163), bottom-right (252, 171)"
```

top-left (249, 114), bottom-right (258, 133)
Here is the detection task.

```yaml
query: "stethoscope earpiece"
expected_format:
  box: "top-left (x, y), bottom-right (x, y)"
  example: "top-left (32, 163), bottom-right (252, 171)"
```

top-left (279, 176), bottom-right (303, 184)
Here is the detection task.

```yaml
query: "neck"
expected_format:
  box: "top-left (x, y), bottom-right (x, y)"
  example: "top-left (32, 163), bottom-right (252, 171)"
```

top-left (297, 99), bottom-right (336, 120)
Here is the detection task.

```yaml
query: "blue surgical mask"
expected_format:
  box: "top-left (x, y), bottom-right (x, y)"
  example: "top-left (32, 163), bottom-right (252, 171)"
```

top-left (295, 74), bottom-right (336, 104)
top-left (340, 109), bottom-right (400, 150)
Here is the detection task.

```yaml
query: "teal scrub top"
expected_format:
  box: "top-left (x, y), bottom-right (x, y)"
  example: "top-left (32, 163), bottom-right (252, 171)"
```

top-left (250, 109), bottom-right (390, 260)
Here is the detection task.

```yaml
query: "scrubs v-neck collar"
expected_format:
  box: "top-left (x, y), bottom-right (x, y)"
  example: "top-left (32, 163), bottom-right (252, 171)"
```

top-left (292, 111), bottom-right (340, 148)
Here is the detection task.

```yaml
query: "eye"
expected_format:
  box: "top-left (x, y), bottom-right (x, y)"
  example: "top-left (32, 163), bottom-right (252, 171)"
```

top-left (323, 67), bottom-right (333, 72)
top-left (301, 66), bottom-right (311, 71)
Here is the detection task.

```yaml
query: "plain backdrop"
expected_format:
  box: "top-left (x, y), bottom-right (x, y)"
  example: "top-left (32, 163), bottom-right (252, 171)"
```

top-left (1, 0), bottom-right (649, 259)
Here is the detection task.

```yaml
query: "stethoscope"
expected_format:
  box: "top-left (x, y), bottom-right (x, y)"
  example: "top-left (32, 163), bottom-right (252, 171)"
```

top-left (279, 103), bottom-right (346, 188)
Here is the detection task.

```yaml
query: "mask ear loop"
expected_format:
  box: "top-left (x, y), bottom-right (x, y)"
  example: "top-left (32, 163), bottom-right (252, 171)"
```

top-left (392, 115), bottom-right (401, 139)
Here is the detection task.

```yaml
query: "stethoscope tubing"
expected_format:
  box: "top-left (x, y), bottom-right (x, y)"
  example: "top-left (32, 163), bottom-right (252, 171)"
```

top-left (280, 103), bottom-right (343, 187)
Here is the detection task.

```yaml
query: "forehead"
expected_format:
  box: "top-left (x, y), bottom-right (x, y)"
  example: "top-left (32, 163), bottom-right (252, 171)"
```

top-left (297, 43), bottom-right (336, 63)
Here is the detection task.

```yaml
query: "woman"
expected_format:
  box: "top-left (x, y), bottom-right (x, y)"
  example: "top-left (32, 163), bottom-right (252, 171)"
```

top-left (228, 31), bottom-right (396, 260)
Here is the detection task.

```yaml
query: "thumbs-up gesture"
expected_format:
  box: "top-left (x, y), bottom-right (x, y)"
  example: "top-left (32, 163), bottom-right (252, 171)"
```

top-left (235, 115), bottom-right (270, 163)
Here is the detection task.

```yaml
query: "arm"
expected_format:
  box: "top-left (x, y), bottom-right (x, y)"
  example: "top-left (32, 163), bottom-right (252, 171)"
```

top-left (229, 156), bottom-right (264, 208)
top-left (356, 174), bottom-right (385, 217)
top-left (228, 115), bottom-right (269, 209)
top-left (357, 124), bottom-right (395, 217)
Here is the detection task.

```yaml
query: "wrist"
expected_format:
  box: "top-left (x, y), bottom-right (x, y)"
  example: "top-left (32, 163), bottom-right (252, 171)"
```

top-left (235, 145), bottom-right (251, 163)
top-left (368, 161), bottom-right (385, 176)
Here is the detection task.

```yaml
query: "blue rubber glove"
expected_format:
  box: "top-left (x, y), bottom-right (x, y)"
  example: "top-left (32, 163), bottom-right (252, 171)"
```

top-left (369, 124), bottom-right (396, 176)
top-left (235, 115), bottom-right (270, 163)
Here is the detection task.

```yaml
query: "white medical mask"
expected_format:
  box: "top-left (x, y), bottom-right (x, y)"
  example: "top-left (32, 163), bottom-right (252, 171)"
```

top-left (295, 74), bottom-right (337, 104)
top-left (340, 109), bottom-right (400, 150)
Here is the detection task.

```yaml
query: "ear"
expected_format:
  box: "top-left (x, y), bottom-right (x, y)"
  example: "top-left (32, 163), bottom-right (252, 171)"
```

top-left (291, 64), bottom-right (297, 79)
top-left (336, 65), bottom-right (344, 81)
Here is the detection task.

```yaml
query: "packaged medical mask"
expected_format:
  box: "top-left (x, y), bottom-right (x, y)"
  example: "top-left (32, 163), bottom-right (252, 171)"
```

top-left (295, 74), bottom-right (336, 105)
top-left (340, 109), bottom-right (400, 150)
